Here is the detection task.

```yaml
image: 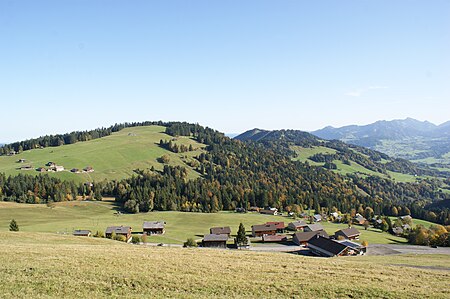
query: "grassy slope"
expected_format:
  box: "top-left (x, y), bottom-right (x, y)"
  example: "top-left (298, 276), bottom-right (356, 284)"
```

top-left (0, 201), bottom-right (406, 245)
top-left (0, 126), bottom-right (206, 183)
top-left (0, 232), bottom-right (449, 299)
top-left (292, 146), bottom-right (426, 183)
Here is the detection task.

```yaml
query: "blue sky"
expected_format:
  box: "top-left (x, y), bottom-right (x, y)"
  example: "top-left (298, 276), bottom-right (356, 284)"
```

top-left (0, 1), bottom-right (449, 142)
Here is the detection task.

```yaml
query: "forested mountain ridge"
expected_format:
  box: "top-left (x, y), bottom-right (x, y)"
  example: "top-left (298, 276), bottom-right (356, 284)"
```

top-left (235, 128), bottom-right (450, 179)
top-left (0, 122), bottom-right (449, 224)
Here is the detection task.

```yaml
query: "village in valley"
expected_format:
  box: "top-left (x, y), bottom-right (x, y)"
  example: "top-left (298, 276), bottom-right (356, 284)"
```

top-left (72, 206), bottom-right (415, 258)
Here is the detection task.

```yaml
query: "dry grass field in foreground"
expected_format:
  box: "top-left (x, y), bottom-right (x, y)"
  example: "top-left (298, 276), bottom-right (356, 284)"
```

top-left (0, 232), bottom-right (449, 299)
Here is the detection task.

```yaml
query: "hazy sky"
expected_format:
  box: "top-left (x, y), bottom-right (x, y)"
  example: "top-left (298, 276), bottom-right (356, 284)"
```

top-left (1, 1), bottom-right (449, 142)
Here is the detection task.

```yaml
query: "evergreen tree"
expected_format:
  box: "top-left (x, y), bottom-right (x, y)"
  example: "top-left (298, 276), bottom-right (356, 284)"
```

top-left (9, 219), bottom-right (19, 231)
top-left (236, 223), bottom-right (248, 247)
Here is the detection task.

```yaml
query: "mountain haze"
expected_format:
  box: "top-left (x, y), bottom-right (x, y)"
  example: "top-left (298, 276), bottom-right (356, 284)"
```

top-left (311, 118), bottom-right (450, 163)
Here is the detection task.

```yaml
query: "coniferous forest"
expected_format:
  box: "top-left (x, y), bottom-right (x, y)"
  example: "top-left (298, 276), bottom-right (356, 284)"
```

top-left (0, 122), bottom-right (449, 226)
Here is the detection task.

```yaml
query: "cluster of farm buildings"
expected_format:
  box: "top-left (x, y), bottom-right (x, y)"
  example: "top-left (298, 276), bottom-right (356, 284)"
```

top-left (17, 159), bottom-right (94, 174)
top-left (72, 208), bottom-right (382, 257)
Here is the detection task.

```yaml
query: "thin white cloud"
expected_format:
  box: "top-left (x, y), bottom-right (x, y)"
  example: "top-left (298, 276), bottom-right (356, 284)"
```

top-left (345, 86), bottom-right (389, 97)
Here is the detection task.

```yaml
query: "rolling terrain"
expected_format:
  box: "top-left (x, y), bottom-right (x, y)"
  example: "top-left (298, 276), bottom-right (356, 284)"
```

top-left (0, 231), bottom-right (448, 298)
top-left (0, 201), bottom-right (408, 245)
top-left (0, 126), bottom-right (206, 183)
top-left (312, 118), bottom-right (450, 166)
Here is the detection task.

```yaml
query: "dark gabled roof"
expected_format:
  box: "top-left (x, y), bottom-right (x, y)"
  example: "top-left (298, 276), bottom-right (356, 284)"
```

top-left (293, 231), bottom-right (329, 243)
top-left (262, 235), bottom-right (288, 242)
top-left (203, 234), bottom-right (228, 242)
top-left (260, 209), bottom-right (276, 215)
top-left (335, 227), bottom-right (360, 238)
top-left (210, 226), bottom-right (231, 235)
top-left (252, 223), bottom-right (277, 232)
top-left (313, 214), bottom-right (322, 220)
top-left (289, 221), bottom-right (308, 228)
top-left (143, 221), bottom-right (165, 229)
top-left (105, 226), bottom-right (131, 234)
top-left (266, 222), bottom-right (285, 229)
top-left (308, 235), bottom-right (348, 256)
top-left (73, 229), bottom-right (91, 235)
top-left (305, 223), bottom-right (324, 232)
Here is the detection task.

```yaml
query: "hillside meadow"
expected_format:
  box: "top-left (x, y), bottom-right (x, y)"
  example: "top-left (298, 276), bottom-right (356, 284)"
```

top-left (0, 231), bottom-right (449, 299)
top-left (0, 201), bottom-right (407, 245)
top-left (0, 126), bottom-right (206, 183)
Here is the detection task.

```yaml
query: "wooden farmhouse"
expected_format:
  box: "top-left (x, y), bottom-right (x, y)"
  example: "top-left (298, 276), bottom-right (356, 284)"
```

top-left (143, 221), bottom-right (165, 235)
top-left (307, 235), bottom-right (359, 257)
top-left (266, 222), bottom-right (285, 233)
top-left (73, 230), bottom-right (91, 237)
top-left (292, 231), bottom-right (329, 246)
top-left (287, 221), bottom-right (308, 231)
top-left (334, 227), bottom-right (361, 240)
top-left (260, 209), bottom-right (278, 216)
top-left (303, 223), bottom-right (325, 233)
top-left (313, 214), bottom-right (322, 222)
top-left (251, 223), bottom-right (277, 237)
top-left (105, 226), bottom-right (132, 241)
top-left (202, 234), bottom-right (228, 248)
top-left (354, 213), bottom-right (366, 225)
top-left (210, 226), bottom-right (231, 236)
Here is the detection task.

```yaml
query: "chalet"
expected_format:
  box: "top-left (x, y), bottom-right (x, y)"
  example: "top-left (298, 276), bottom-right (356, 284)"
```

top-left (20, 165), bottom-right (33, 171)
top-left (36, 167), bottom-right (46, 173)
top-left (71, 168), bottom-right (80, 173)
top-left (202, 234), bottom-right (228, 248)
top-left (73, 230), bottom-right (91, 237)
top-left (308, 235), bottom-right (358, 257)
top-left (235, 207), bottom-right (246, 213)
top-left (287, 221), bottom-right (308, 231)
top-left (143, 221), bottom-right (165, 235)
top-left (83, 166), bottom-right (94, 173)
top-left (392, 226), bottom-right (404, 235)
top-left (251, 223), bottom-right (277, 237)
top-left (105, 226), bottom-right (132, 241)
top-left (292, 231), bottom-right (329, 246)
top-left (330, 212), bottom-right (339, 218)
top-left (262, 234), bottom-right (288, 243)
top-left (54, 165), bottom-right (64, 172)
top-left (303, 223), bottom-right (325, 233)
top-left (248, 206), bottom-right (260, 212)
top-left (266, 222), bottom-right (285, 233)
top-left (313, 214), bottom-right (322, 222)
top-left (17, 159), bottom-right (26, 163)
top-left (400, 215), bottom-right (412, 222)
top-left (402, 224), bottom-right (411, 231)
top-left (46, 162), bottom-right (56, 167)
top-left (336, 239), bottom-right (366, 255)
top-left (260, 209), bottom-right (278, 216)
top-left (334, 227), bottom-right (361, 240)
top-left (354, 213), bottom-right (366, 225)
top-left (210, 226), bottom-right (231, 236)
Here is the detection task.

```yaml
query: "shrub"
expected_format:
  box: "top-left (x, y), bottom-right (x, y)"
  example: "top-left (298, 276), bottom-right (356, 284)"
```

top-left (141, 233), bottom-right (148, 243)
top-left (131, 235), bottom-right (141, 244)
top-left (114, 234), bottom-right (127, 242)
top-left (183, 237), bottom-right (198, 247)
top-left (336, 235), bottom-right (345, 241)
top-left (9, 219), bottom-right (19, 231)
top-left (361, 240), bottom-right (369, 247)
top-left (94, 231), bottom-right (105, 238)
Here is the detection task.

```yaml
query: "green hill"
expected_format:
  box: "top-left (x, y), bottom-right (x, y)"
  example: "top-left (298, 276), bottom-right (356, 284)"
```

top-left (0, 126), bottom-right (206, 183)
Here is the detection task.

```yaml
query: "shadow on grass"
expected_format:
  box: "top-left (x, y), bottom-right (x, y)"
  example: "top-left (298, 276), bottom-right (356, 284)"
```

top-left (387, 237), bottom-right (408, 244)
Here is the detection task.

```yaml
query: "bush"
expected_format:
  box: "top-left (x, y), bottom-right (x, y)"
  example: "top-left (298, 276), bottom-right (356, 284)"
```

top-left (141, 233), bottom-right (148, 243)
top-left (114, 234), bottom-right (127, 242)
top-left (131, 235), bottom-right (141, 244)
top-left (94, 231), bottom-right (105, 238)
top-left (183, 237), bottom-right (198, 247)
top-left (361, 240), bottom-right (369, 247)
top-left (9, 219), bottom-right (19, 231)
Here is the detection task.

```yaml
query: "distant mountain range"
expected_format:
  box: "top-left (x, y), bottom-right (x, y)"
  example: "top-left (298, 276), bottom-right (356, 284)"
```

top-left (311, 118), bottom-right (450, 163)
